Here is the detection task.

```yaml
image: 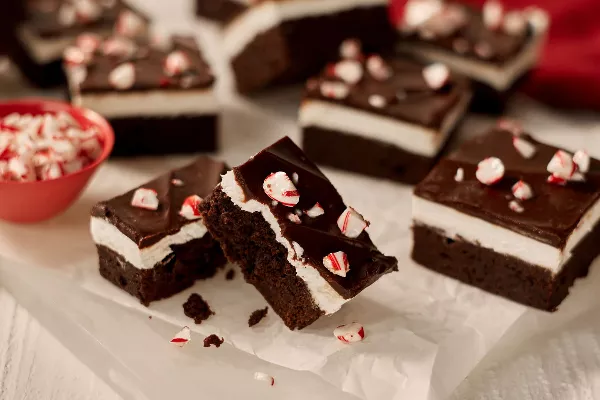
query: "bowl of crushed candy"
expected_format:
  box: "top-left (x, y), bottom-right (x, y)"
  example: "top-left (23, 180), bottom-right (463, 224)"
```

top-left (0, 99), bottom-right (114, 223)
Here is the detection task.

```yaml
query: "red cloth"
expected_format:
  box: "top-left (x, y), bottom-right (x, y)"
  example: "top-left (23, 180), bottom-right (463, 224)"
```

top-left (389, 0), bottom-right (600, 110)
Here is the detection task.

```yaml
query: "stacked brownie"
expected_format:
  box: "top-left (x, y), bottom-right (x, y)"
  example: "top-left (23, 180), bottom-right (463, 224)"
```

top-left (13, 0), bottom-right (145, 87)
top-left (196, 0), bottom-right (396, 93)
top-left (64, 33), bottom-right (219, 156)
top-left (91, 157), bottom-right (228, 305)
top-left (300, 39), bottom-right (472, 184)
top-left (412, 123), bottom-right (600, 310)
top-left (396, 0), bottom-right (549, 112)
top-left (200, 137), bottom-right (398, 329)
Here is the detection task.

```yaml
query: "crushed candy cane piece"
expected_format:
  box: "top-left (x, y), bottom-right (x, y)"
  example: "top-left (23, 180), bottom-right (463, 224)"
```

top-left (498, 118), bottom-right (523, 135)
top-left (423, 63), bottom-right (450, 90)
top-left (170, 326), bottom-right (191, 347)
top-left (323, 251), bottom-right (350, 277)
top-left (547, 150), bottom-right (575, 180)
top-left (483, 0), bottom-right (503, 30)
top-left (503, 11), bottom-right (527, 36)
top-left (103, 36), bottom-right (136, 57)
top-left (512, 180), bottom-right (533, 200)
top-left (334, 322), bottom-right (365, 343)
top-left (76, 33), bottom-right (102, 53)
top-left (131, 188), bottom-right (159, 210)
top-left (337, 207), bottom-right (369, 238)
top-left (547, 174), bottom-right (567, 186)
top-left (573, 150), bottom-right (590, 173)
top-left (476, 157), bottom-right (505, 185)
top-left (291, 172), bottom-right (299, 184)
top-left (253, 372), bottom-right (275, 386)
top-left (287, 213), bottom-right (301, 224)
top-left (115, 10), bottom-right (146, 37)
top-left (509, 200), bottom-right (524, 213)
top-left (305, 203), bottom-right (324, 218)
top-left (454, 168), bottom-right (464, 182)
top-left (512, 136), bottom-right (536, 159)
top-left (570, 172), bottom-right (586, 182)
top-left (164, 50), bottom-right (191, 77)
top-left (366, 55), bottom-right (392, 81)
top-left (63, 46), bottom-right (89, 66)
top-left (320, 81), bottom-right (350, 99)
top-left (327, 60), bottom-right (363, 84)
top-left (58, 3), bottom-right (76, 26)
top-left (403, 0), bottom-right (443, 28)
top-left (171, 178), bottom-right (184, 186)
top-left (340, 38), bottom-right (362, 59)
top-left (109, 63), bottom-right (135, 90)
top-left (263, 172), bottom-right (299, 207)
top-left (368, 94), bottom-right (386, 108)
top-left (179, 195), bottom-right (203, 220)
top-left (75, 0), bottom-right (102, 22)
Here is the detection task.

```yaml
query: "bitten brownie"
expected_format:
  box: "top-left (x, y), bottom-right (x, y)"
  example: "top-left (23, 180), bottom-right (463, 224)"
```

top-left (200, 137), bottom-right (398, 330)
top-left (412, 121), bottom-right (600, 310)
top-left (64, 30), bottom-right (218, 156)
top-left (396, 0), bottom-right (549, 113)
top-left (12, 0), bottom-right (143, 88)
top-left (91, 157), bottom-right (228, 306)
top-left (196, 0), bottom-right (396, 93)
top-left (300, 39), bottom-right (472, 185)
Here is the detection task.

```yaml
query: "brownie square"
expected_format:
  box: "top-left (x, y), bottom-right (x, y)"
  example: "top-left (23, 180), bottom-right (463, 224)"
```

top-left (200, 137), bottom-right (398, 330)
top-left (412, 123), bottom-right (600, 310)
top-left (12, 0), bottom-right (143, 87)
top-left (396, 1), bottom-right (549, 113)
top-left (200, 0), bottom-right (396, 93)
top-left (300, 39), bottom-right (472, 184)
top-left (65, 34), bottom-right (219, 156)
top-left (91, 157), bottom-right (228, 306)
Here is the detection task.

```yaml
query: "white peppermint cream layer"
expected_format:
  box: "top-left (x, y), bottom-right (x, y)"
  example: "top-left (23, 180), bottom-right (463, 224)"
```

top-left (397, 13), bottom-right (549, 91)
top-left (412, 194), bottom-right (600, 274)
top-left (221, 170), bottom-right (348, 314)
top-left (72, 89), bottom-right (219, 118)
top-left (90, 217), bottom-right (208, 270)
top-left (224, 0), bottom-right (388, 58)
top-left (299, 92), bottom-right (471, 157)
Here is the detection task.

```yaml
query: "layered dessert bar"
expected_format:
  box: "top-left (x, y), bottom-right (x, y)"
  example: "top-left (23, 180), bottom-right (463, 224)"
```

top-left (300, 39), bottom-right (472, 184)
top-left (412, 122), bottom-right (600, 310)
top-left (91, 157), bottom-right (228, 305)
top-left (12, 0), bottom-right (145, 87)
top-left (200, 137), bottom-right (398, 329)
top-left (196, 0), bottom-right (396, 93)
top-left (65, 34), bottom-right (219, 156)
top-left (396, 0), bottom-right (549, 112)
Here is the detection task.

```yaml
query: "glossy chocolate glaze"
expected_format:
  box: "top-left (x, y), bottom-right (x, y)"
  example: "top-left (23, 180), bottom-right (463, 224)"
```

top-left (92, 157), bottom-right (228, 248)
top-left (398, 2), bottom-right (532, 65)
top-left (414, 129), bottom-right (600, 248)
top-left (304, 56), bottom-right (471, 129)
top-left (24, 0), bottom-right (140, 38)
top-left (232, 137), bottom-right (397, 298)
top-left (78, 35), bottom-right (214, 93)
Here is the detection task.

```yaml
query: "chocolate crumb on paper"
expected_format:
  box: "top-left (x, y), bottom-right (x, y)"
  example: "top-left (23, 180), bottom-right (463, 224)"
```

top-left (203, 334), bottom-right (224, 348)
top-left (248, 307), bottom-right (268, 327)
top-left (183, 293), bottom-right (214, 324)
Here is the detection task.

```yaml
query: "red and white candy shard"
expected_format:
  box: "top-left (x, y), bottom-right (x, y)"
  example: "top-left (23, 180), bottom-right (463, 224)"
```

top-left (171, 178), bottom-right (184, 186)
top-left (179, 195), bottom-right (203, 220)
top-left (498, 118), bottom-right (523, 135)
top-left (454, 167), bottom-right (464, 182)
top-left (58, 4), bottom-right (76, 26)
top-left (422, 63), bottom-right (450, 90)
top-left (509, 200), bottom-right (524, 213)
top-left (76, 33), bottom-right (102, 54)
top-left (75, 0), bottom-right (102, 22)
top-left (131, 188), bottom-right (159, 210)
top-left (170, 326), bottom-right (191, 347)
top-left (109, 63), bottom-right (135, 90)
top-left (512, 136), bottom-right (536, 159)
top-left (512, 181), bottom-right (533, 200)
top-left (476, 157), bottom-right (505, 185)
top-left (573, 150), bottom-right (590, 173)
top-left (403, 0), bottom-right (443, 28)
top-left (253, 372), bottom-right (275, 386)
top-left (340, 38), bottom-right (361, 59)
top-left (287, 213), bottom-right (301, 224)
top-left (327, 60), bottom-right (363, 85)
top-left (323, 251), bottom-right (350, 277)
top-left (103, 37), bottom-right (136, 57)
top-left (483, 0), bottom-right (503, 30)
top-left (337, 207), bottom-right (369, 238)
top-left (263, 172), bottom-right (300, 207)
top-left (547, 174), bottom-right (566, 186)
top-left (291, 172), bottom-right (299, 184)
top-left (63, 46), bottom-right (89, 66)
top-left (366, 55), bottom-right (392, 81)
top-left (333, 322), bottom-right (365, 344)
top-left (320, 81), bottom-right (350, 100)
top-left (474, 42), bottom-right (493, 59)
top-left (39, 162), bottom-right (63, 181)
top-left (368, 94), bottom-right (386, 108)
top-left (115, 10), bottom-right (146, 37)
top-left (8, 157), bottom-right (34, 181)
top-left (164, 51), bottom-right (191, 77)
top-left (547, 150), bottom-right (575, 179)
top-left (570, 172), bottom-right (586, 182)
top-left (305, 203), bottom-right (324, 218)
top-left (503, 11), bottom-right (527, 36)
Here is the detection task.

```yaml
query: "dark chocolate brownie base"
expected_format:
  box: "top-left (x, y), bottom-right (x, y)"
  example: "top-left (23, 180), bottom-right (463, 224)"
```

top-left (469, 71), bottom-right (530, 114)
top-left (8, 38), bottom-right (65, 88)
top-left (412, 222), bottom-right (600, 311)
top-left (200, 187), bottom-right (325, 330)
top-left (97, 235), bottom-right (226, 306)
top-left (108, 114), bottom-right (219, 157)
top-left (231, 5), bottom-right (395, 93)
top-left (302, 126), bottom-right (446, 185)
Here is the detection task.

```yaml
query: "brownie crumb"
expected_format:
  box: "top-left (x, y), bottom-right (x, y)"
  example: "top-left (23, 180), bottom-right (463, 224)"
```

top-left (203, 334), bottom-right (224, 348)
top-left (225, 269), bottom-right (235, 280)
top-left (248, 307), bottom-right (269, 327)
top-left (148, 316), bottom-right (152, 319)
top-left (183, 293), bottom-right (214, 324)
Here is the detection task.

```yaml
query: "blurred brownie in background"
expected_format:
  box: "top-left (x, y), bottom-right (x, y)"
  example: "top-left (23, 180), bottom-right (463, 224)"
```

top-left (395, 0), bottom-right (549, 113)
top-left (196, 0), bottom-right (396, 93)
top-left (300, 39), bottom-right (472, 184)
top-left (64, 32), bottom-right (219, 156)
top-left (12, 0), bottom-right (147, 87)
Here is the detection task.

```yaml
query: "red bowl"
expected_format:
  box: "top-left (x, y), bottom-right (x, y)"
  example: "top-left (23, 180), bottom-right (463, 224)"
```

top-left (0, 99), bottom-right (114, 223)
